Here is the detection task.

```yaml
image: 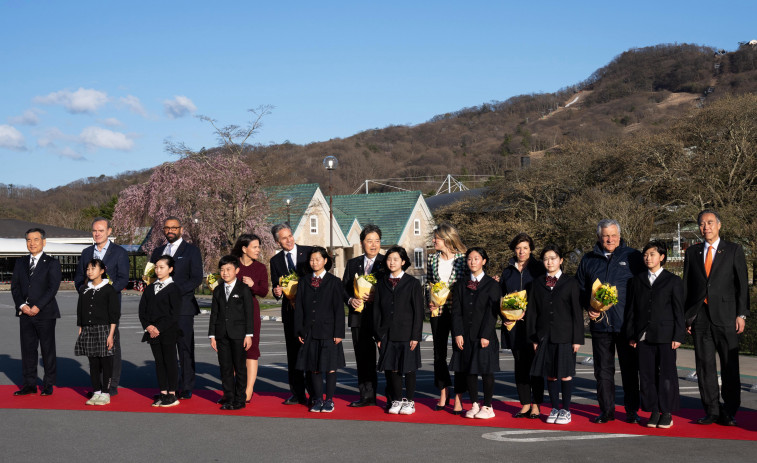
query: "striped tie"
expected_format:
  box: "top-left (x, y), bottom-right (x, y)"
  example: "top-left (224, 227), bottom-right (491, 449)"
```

top-left (28, 257), bottom-right (36, 277)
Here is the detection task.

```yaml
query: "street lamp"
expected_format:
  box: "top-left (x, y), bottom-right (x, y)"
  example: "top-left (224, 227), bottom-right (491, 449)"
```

top-left (285, 197), bottom-right (292, 227)
top-left (323, 155), bottom-right (339, 264)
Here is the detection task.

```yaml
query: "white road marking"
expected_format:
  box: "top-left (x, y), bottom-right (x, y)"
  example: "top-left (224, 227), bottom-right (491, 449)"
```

top-left (482, 430), bottom-right (643, 442)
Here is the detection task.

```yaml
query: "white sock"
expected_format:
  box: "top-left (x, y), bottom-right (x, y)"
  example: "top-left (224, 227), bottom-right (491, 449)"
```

top-left (94, 390), bottom-right (102, 395)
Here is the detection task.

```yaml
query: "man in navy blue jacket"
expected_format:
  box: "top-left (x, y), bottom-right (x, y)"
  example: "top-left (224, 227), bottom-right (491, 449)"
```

top-left (74, 217), bottom-right (130, 395)
top-left (576, 219), bottom-right (644, 424)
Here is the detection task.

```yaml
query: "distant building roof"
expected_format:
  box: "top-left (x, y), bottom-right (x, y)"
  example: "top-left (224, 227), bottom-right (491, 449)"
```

top-left (264, 183), bottom-right (320, 225)
top-left (425, 188), bottom-right (487, 212)
top-left (331, 191), bottom-right (423, 245)
top-left (0, 219), bottom-right (90, 240)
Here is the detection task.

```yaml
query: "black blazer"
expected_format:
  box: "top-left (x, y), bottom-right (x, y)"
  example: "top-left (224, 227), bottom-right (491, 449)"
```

top-left (270, 245), bottom-right (313, 312)
top-left (451, 275), bottom-right (501, 343)
top-left (208, 281), bottom-right (255, 340)
top-left (499, 258), bottom-right (545, 350)
top-left (683, 240), bottom-right (749, 326)
top-left (74, 243), bottom-right (130, 295)
top-left (11, 253), bottom-right (62, 320)
top-left (138, 281), bottom-right (182, 341)
top-left (625, 270), bottom-right (685, 344)
top-left (294, 273), bottom-right (347, 340)
top-left (77, 284), bottom-right (120, 326)
top-left (341, 253), bottom-right (385, 327)
top-left (527, 274), bottom-right (584, 345)
top-left (150, 240), bottom-right (203, 316)
top-left (373, 273), bottom-right (424, 343)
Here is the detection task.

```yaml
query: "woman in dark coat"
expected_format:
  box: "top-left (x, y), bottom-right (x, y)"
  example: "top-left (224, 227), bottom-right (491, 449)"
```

top-left (500, 233), bottom-right (545, 418)
top-left (374, 246), bottom-right (424, 415)
top-left (450, 247), bottom-right (501, 419)
top-left (527, 244), bottom-right (584, 425)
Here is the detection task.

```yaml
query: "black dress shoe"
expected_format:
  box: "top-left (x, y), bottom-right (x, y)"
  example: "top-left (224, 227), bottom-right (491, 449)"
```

top-left (719, 414), bottom-right (737, 427)
top-left (221, 402), bottom-right (245, 410)
top-left (593, 412), bottom-right (615, 423)
top-left (514, 412), bottom-right (529, 418)
top-left (178, 390), bottom-right (192, 400)
top-left (349, 398), bottom-right (376, 408)
top-left (217, 396), bottom-right (232, 405)
top-left (40, 387), bottom-right (53, 396)
top-left (625, 411), bottom-right (641, 424)
top-left (283, 395), bottom-right (300, 405)
top-left (13, 386), bottom-right (36, 396)
top-left (697, 414), bottom-right (719, 425)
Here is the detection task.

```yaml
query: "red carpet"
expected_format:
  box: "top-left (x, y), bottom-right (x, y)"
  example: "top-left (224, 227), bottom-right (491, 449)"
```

top-left (2, 386), bottom-right (754, 440)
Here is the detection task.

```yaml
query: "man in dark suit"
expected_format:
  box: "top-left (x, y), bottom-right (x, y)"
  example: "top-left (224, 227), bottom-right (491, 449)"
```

top-left (149, 216), bottom-right (203, 399)
top-left (74, 217), bottom-right (130, 395)
top-left (683, 210), bottom-right (748, 426)
top-left (342, 224), bottom-right (384, 407)
top-left (269, 223), bottom-right (312, 405)
top-left (209, 255), bottom-right (254, 410)
top-left (10, 228), bottom-right (62, 396)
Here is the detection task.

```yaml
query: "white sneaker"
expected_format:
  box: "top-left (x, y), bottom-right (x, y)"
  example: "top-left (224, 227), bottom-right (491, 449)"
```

top-left (465, 402), bottom-right (480, 419)
top-left (388, 400), bottom-right (403, 414)
top-left (546, 408), bottom-right (559, 424)
top-left (94, 393), bottom-right (111, 405)
top-left (474, 405), bottom-right (495, 419)
top-left (85, 393), bottom-right (100, 406)
top-left (399, 400), bottom-right (416, 415)
top-left (555, 409), bottom-right (572, 424)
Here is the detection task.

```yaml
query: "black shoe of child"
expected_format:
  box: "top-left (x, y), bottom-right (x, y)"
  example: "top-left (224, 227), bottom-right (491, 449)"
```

top-left (152, 394), bottom-right (165, 407)
top-left (657, 413), bottom-right (673, 429)
top-left (646, 412), bottom-right (660, 428)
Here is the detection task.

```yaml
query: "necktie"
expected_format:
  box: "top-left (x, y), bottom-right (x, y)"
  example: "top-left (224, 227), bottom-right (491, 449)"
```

top-left (365, 259), bottom-right (373, 275)
top-left (389, 277), bottom-right (400, 288)
top-left (546, 276), bottom-right (558, 288)
top-left (704, 245), bottom-right (713, 304)
top-left (311, 277), bottom-right (322, 288)
top-left (225, 284), bottom-right (232, 300)
top-left (466, 280), bottom-right (479, 290)
top-left (649, 273), bottom-right (656, 286)
top-left (28, 257), bottom-right (36, 277)
top-left (164, 243), bottom-right (172, 257)
top-left (286, 252), bottom-right (296, 273)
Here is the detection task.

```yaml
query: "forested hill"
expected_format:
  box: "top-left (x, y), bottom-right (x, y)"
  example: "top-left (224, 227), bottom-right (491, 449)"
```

top-left (3, 41), bottom-right (757, 230)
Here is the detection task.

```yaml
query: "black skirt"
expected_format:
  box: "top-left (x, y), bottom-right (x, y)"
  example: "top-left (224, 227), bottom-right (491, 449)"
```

top-left (295, 335), bottom-right (346, 372)
top-left (449, 335), bottom-right (500, 375)
top-left (377, 338), bottom-right (422, 373)
top-left (530, 337), bottom-right (576, 378)
top-left (75, 325), bottom-right (113, 357)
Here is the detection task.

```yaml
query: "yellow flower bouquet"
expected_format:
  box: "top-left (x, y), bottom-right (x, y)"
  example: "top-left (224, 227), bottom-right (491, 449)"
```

top-left (429, 281), bottom-right (450, 317)
top-left (353, 273), bottom-right (378, 313)
top-left (279, 271), bottom-right (299, 303)
top-left (142, 262), bottom-right (156, 285)
top-left (590, 278), bottom-right (618, 313)
top-left (500, 290), bottom-right (527, 331)
top-left (205, 273), bottom-right (221, 291)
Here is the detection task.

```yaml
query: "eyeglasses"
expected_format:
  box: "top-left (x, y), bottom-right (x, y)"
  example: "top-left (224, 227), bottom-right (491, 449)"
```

top-left (543, 256), bottom-right (561, 262)
top-left (163, 226), bottom-right (181, 231)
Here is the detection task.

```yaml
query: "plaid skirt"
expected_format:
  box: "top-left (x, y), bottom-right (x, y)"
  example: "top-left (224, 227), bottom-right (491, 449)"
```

top-left (75, 325), bottom-right (113, 357)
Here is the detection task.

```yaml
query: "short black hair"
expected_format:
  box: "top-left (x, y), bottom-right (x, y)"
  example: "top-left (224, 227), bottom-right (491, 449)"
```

top-left (164, 216), bottom-right (182, 226)
top-left (466, 247), bottom-right (489, 270)
top-left (383, 246), bottom-right (411, 271)
top-left (540, 243), bottom-right (563, 260)
top-left (218, 255), bottom-right (240, 269)
top-left (25, 227), bottom-right (46, 239)
top-left (231, 233), bottom-right (262, 258)
top-left (87, 258), bottom-right (107, 274)
top-left (642, 240), bottom-right (668, 265)
top-left (308, 246), bottom-right (333, 271)
top-left (155, 255), bottom-right (175, 276)
top-left (360, 224), bottom-right (382, 242)
top-left (697, 209), bottom-right (721, 225)
top-left (509, 233), bottom-right (534, 252)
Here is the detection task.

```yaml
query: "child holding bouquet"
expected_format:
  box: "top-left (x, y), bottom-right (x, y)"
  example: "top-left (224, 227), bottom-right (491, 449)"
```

top-left (295, 247), bottom-right (347, 413)
top-left (625, 241), bottom-right (684, 429)
top-left (449, 247), bottom-right (501, 419)
top-left (527, 245), bottom-right (583, 425)
top-left (374, 246), bottom-right (424, 415)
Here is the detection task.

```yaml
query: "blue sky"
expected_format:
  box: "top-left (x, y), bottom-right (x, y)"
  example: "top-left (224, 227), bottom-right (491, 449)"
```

top-left (1, 0), bottom-right (755, 191)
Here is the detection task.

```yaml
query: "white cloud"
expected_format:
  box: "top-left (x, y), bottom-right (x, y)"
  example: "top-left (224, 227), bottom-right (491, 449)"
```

top-left (34, 87), bottom-right (109, 114)
top-left (102, 117), bottom-right (123, 127)
top-left (0, 125), bottom-right (26, 150)
top-left (163, 95), bottom-right (197, 119)
top-left (36, 127), bottom-right (73, 148)
top-left (119, 95), bottom-right (147, 117)
top-left (79, 126), bottom-right (134, 150)
top-left (59, 147), bottom-right (85, 160)
top-left (8, 108), bottom-right (42, 125)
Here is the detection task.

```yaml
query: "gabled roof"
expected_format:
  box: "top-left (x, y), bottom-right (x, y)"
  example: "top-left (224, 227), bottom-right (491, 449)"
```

top-left (331, 191), bottom-right (424, 245)
top-left (0, 219), bottom-right (91, 239)
top-left (263, 183), bottom-right (320, 225)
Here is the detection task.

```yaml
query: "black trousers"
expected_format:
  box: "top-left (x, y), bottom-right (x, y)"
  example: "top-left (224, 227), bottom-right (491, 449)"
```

top-left (282, 305), bottom-right (307, 400)
top-left (692, 307), bottom-right (741, 417)
top-left (176, 315), bottom-right (196, 392)
top-left (109, 325), bottom-right (121, 393)
top-left (351, 325), bottom-right (377, 400)
top-left (19, 317), bottom-right (57, 389)
top-left (591, 330), bottom-right (639, 414)
top-left (512, 347), bottom-right (544, 405)
top-left (430, 312), bottom-right (467, 395)
top-left (637, 340), bottom-right (679, 413)
top-left (88, 356), bottom-right (114, 393)
top-left (151, 334), bottom-right (179, 392)
top-left (217, 333), bottom-right (247, 404)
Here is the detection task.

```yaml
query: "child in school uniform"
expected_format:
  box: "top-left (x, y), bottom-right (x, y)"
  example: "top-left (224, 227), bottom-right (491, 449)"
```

top-left (75, 258), bottom-right (120, 406)
top-left (450, 247), bottom-right (502, 419)
top-left (209, 255), bottom-right (255, 410)
top-left (625, 240), bottom-right (684, 429)
top-left (139, 255), bottom-right (183, 407)
top-left (527, 244), bottom-right (584, 425)
top-left (295, 247), bottom-right (347, 413)
top-left (373, 246), bottom-right (424, 415)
